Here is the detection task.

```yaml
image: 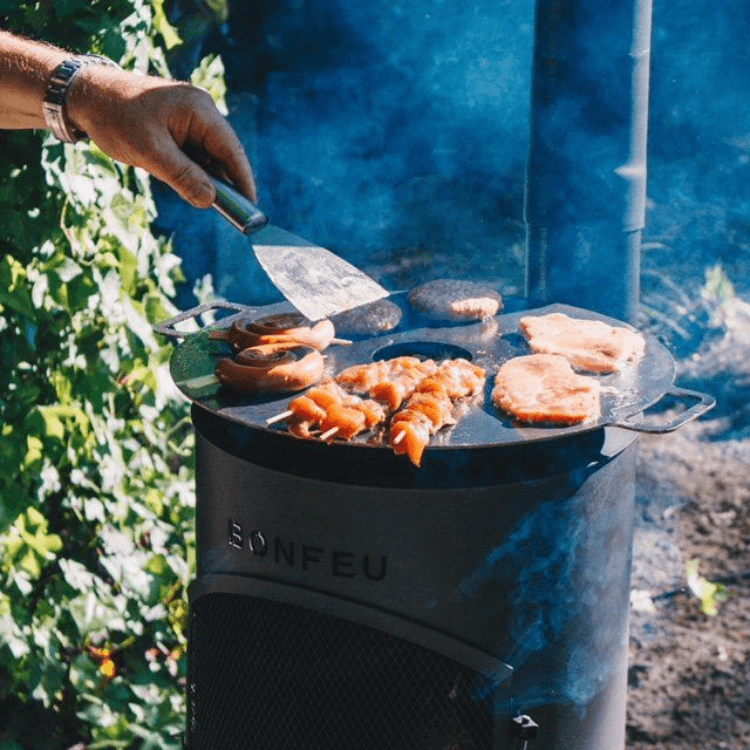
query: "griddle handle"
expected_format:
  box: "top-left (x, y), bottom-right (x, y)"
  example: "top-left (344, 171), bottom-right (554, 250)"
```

top-left (152, 301), bottom-right (249, 339)
top-left (613, 387), bottom-right (716, 433)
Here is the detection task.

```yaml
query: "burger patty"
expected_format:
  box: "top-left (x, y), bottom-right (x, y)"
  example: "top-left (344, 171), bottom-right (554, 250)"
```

top-left (408, 279), bottom-right (503, 322)
top-left (519, 312), bottom-right (646, 374)
top-left (492, 354), bottom-right (601, 425)
top-left (330, 298), bottom-right (402, 336)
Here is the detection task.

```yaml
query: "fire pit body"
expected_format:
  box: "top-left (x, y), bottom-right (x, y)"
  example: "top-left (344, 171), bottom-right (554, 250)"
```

top-left (156, 296), bottom-right (713, 750)
top-left (189, 409), bottom-right (636, 750)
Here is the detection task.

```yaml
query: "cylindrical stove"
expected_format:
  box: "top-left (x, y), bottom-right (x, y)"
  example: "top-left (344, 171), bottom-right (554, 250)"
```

top-left (157, 295), bottom-right (713, 750)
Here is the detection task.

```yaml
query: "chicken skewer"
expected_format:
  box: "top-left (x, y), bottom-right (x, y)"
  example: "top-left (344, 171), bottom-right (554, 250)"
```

top-left (268, 357), bottom-right (436, 439)
top-left (281, 379), bottom-right (386, 442)
top-left (389, 358), bottom-right (486, 466)
top-left (267, 357), bottom-right (485, 465)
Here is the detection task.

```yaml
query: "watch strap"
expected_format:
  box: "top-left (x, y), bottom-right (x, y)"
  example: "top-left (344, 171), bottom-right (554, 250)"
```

top-left (42, 54), bottom-right (120, 144)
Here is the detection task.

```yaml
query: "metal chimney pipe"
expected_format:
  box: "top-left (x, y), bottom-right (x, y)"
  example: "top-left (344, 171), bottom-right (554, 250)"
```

top-left (524, 0), bottom-right (653, 323)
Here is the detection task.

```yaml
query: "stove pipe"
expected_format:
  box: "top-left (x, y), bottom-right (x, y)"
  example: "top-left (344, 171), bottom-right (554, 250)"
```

top-left (524, 0), bottom-right (653, 323)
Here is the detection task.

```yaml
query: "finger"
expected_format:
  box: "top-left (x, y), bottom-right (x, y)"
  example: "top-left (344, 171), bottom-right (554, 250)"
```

top-left (198, 115), bottom-right (258, 203)
top-left (152, 139), bottom-right (217, 208)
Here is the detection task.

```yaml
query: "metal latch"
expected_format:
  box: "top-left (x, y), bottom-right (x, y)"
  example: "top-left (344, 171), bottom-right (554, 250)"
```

top-left (509, 714), bottom-right (539, 750)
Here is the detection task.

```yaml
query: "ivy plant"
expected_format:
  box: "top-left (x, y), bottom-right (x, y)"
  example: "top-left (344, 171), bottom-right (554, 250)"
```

top-left (0, 2), bottom-right (224, 747)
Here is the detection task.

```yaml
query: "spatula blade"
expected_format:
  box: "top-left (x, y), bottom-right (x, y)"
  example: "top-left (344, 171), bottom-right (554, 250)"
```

top-left (206, 174), bottom-right (389, 320)
top-left (250, 224), bottom-right (390, 321)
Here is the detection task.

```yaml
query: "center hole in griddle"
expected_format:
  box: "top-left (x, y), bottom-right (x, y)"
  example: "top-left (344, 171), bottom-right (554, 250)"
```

top-left (373, 341), bottom-right (473, 362)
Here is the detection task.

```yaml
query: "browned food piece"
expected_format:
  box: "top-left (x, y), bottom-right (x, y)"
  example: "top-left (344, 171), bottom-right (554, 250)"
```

top-left (304, 380), bottom-right (345, 410)
top-left (283, 380), bottom-right (387, 440)
top-left (284, 381), bottom-right (344, 437)
top-left (330, 299), bottom-right (402, 336)
top-left (389, 358), bottom-right (486, 466)
top-left (335, 357), bottom-right (437, 404)
top-left (422, 358), bottom-right (486, 399)
top-left (401, 391), bottom-right (455, 430)
top-left (389, 413), bottom-right (432, 467)
top-left (216, 343), bottom-right (325, 394)
top-left (519, 312), bottom-right (646, 374)
top-left (353, 399), bottom-right (387, 429)
top-left (226, 312), bottom-right (336, 351)
top-left (491, 354), bottom-right (601, 425)
top-left (369, 380), bottom-right (415, 412)
top-left (287, 395), bottom-right (327, 423)
top-left (319, 403), bottom-right (367, 441)
top-left (335, 360), bottom-right (397, 392)
top-left (408, 279), bottom-right (503, 322)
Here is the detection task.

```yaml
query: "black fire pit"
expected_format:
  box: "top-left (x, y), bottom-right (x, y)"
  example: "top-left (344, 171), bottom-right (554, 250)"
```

top-left (155, 295), bottom-right (713, 750)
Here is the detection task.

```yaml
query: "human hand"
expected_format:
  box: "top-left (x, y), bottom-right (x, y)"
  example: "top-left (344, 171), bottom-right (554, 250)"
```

top-left (66, 65), bottom-right (256, 208)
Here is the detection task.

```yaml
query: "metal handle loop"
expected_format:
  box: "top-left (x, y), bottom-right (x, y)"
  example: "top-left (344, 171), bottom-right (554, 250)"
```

top-left (152, 301), bottom-right (249, 339)
top-left (613, 386), bottom-right (716, 433)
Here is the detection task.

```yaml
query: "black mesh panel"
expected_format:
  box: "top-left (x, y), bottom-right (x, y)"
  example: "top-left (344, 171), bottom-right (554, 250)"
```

top-left (187, 592), bottom-right (495, 750)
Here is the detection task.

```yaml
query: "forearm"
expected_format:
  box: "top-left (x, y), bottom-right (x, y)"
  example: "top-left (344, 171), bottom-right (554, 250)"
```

top-left (0, 31), bottom-right (68, 130)
top-left (0, 30), bottom-right (257, 206)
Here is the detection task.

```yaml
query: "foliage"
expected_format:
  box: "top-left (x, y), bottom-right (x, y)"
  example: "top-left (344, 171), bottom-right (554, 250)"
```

top-left (685, 559), bottom-right (728, 617)
top-left (0, 2), bottom-right (227, 747)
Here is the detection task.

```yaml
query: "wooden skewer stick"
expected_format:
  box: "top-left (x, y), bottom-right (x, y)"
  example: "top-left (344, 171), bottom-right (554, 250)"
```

top-left (330, 338), bottom-right (353, 346)
top-left (319, 426), bottom-right (339, 441)
top-left (392, 430), bottom-right (406, 445)
top-left (266, 410), bottom-right (293, 425)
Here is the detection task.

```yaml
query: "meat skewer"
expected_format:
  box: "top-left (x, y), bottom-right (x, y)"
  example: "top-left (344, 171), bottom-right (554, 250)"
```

top-left (390, 358), bottom-right (486, 466)
top-left (337, 356), bottom-right (439, 411)
top-left (278, 379), bottom-right (385, 441)
top-left (267, 356), bottom-right (485, 464)
top-left (270, 357), bottom-right (436, 440)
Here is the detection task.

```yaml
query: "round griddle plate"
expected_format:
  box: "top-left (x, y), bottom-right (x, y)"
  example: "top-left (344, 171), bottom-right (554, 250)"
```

top-left (167, 296), bottom-right (706, 449)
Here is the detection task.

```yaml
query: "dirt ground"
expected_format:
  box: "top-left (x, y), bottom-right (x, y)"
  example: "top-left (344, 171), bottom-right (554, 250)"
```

top-left (628, 419), bottom-right (750, 750)
top-left (624, 154), bottom-right (750, 749)
top-left (627, 406), bottom-right (750, 750)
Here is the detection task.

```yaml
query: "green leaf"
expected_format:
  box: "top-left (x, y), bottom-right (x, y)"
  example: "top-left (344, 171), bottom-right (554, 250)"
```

top-left (150, 0), bottom-right (183, 50)
top-left (54, 0), bottom-right (91, 17)
top-left (0, 256), bottom-right (35, 318)
top-left (686, 559), bottom-right (729, 616)
top-left (191, 54), bottom-right (228, 115)
top-left (23, 436), bottom-right (43, 470)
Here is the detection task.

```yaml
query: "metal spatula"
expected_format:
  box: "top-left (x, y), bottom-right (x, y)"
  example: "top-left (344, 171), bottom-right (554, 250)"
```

top-left (207, 176), bottom-right (390, 321)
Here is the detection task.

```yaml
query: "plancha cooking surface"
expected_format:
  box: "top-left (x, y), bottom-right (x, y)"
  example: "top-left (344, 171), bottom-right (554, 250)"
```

top-left (167, 294), bottom-right (693, 449)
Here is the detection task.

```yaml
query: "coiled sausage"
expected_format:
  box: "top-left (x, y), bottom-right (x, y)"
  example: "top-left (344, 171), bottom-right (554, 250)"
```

top-left (228, 313), bottom-right (336, 351)
top-left (215, 343), bottom-right (325, 394)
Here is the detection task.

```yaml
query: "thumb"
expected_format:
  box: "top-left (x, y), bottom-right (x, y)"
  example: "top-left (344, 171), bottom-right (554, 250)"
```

top-left (156, 142), bottom-right (217, 208)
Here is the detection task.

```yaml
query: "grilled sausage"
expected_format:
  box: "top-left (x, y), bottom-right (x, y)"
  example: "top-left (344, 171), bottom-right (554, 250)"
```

top-left (215, 343), bottom-right (325, 394)
top-left (228, 313), bottom-right (337, 351)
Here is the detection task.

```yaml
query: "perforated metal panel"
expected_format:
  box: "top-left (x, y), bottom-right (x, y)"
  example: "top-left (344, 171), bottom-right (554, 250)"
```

top-left (187, 592), bottom-right (496, 750)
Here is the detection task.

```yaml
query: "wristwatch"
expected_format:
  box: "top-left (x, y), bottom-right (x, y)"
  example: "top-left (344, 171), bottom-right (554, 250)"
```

top-left (42, 54), bottom-right (120, 144)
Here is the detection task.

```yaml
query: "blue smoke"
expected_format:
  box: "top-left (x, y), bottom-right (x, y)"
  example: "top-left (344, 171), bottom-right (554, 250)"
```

top-left (242, 0), bottom-right (534, 266)
top-left (459, 488), bottom-right (632, 712)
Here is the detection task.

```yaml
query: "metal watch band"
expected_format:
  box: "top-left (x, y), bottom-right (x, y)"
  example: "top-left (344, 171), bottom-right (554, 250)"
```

top-left (42, 54), bottom-right (120, 144)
